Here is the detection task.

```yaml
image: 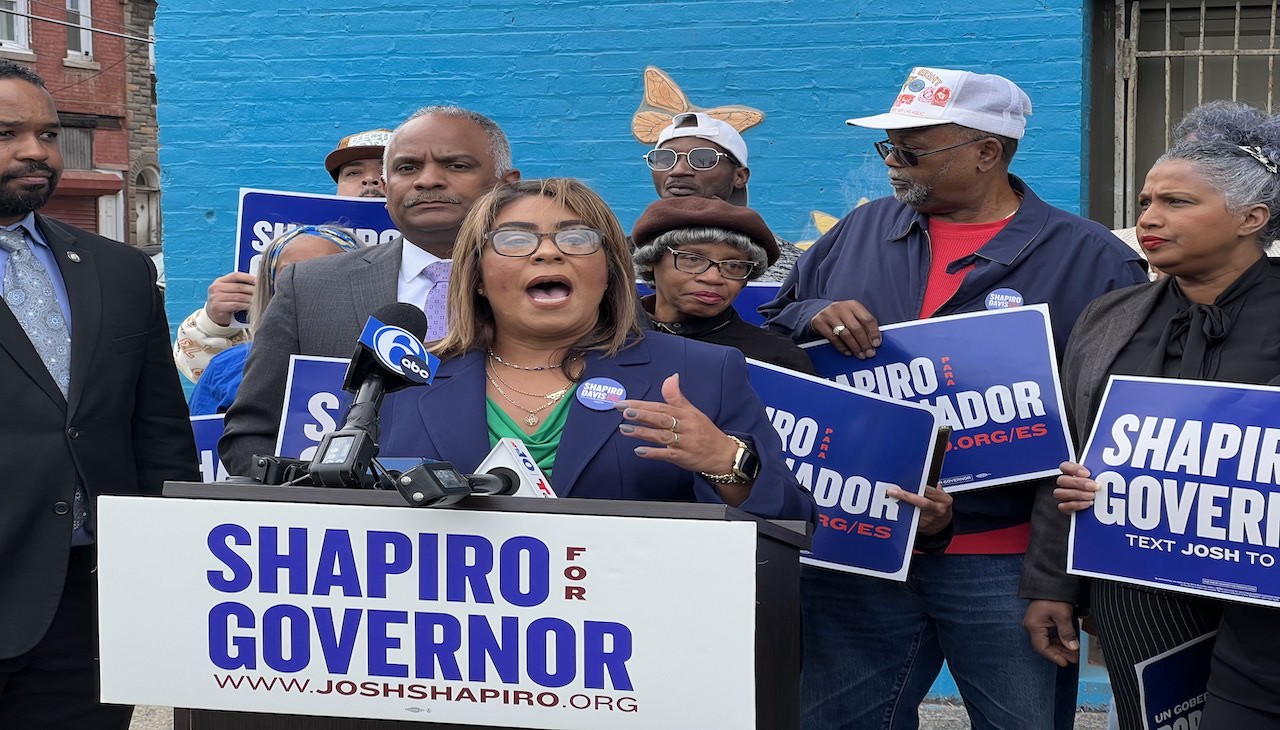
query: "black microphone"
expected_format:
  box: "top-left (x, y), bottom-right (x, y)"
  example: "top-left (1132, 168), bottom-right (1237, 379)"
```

top-left (469, 467), bottom-right (520, 496)
top-left (309, 303), bottom-right (433, 488)
top-left (341, 303), bottom-right (429, 434)
top-left (391, 463), bottom-right (521, 507)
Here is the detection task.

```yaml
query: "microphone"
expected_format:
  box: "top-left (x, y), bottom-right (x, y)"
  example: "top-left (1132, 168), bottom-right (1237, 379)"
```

top-left (309, 304), bottom-right (438, 488)
top-left (468, 468), bottom-right (520, 496)
top-left (340, 303), bottom-right (431, 434)
top-left (390, 462), bottom-right (519, 507)
top-left (475, 438), bottom-right (557, 498)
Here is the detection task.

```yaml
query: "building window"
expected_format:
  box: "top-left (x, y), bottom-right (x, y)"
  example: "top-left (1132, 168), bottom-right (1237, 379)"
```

top-left (0, 0), bottom-right (29, 51)
top-left (58, 127), bottom-right (93, 169)
top-left (66, 0), bottom-right (91, 58)
top-left (1095, 1), bottom-right (1280, 228)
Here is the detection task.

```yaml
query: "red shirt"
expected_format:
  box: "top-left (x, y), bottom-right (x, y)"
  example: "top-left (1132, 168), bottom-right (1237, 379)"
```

top-left (919, 215), bottom-right (1026, 553)
top-left (918, 216), bottom-right (1014, 318)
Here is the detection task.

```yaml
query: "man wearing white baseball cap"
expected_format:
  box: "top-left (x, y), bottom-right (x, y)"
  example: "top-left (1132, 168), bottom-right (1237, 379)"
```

top-left (645, 112), bottom-right (801, 280)
top-left (762, 67), bottom-right (1147, 730)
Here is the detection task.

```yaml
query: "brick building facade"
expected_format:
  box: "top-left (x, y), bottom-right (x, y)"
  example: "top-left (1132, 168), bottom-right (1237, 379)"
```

top-left (0, 0), bottom-right (156, 245)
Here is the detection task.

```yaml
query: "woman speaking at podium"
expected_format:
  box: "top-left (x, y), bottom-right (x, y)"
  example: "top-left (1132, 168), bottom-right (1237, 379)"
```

top-left (381, 178), bottom-right (815, 522)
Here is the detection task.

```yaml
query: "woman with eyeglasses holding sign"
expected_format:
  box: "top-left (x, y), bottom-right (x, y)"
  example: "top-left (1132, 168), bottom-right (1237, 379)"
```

top-left (379, 178), bottom-right (815, 521)
top-left (629, 196), bottom-right (814, 374)
top-left (1026, 113), bottom-right (1280, 729)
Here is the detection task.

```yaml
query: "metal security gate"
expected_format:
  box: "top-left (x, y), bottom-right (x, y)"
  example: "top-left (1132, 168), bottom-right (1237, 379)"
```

top-left (1114, 0), bottom-right (1280, 228)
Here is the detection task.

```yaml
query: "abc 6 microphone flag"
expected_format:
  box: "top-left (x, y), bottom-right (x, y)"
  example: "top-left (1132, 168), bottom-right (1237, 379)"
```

top-left (358, 316), bottom-right (438, 386)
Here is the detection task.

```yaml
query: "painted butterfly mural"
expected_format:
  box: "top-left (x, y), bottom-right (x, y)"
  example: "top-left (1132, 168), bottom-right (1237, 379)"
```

top-left (630, 66), bottom-right (765, 144)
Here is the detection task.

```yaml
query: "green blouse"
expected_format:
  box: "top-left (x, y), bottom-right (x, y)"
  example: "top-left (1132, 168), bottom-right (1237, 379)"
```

top-left (485, 385), bottom-right (578, 478)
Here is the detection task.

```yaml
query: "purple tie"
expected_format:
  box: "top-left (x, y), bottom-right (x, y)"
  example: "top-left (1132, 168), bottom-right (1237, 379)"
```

top-left (424, 260), bottom-right (452, 341)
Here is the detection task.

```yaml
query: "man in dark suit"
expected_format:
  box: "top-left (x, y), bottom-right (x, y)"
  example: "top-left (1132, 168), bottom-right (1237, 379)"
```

top-left (0, 61), bottom-right (198, 728)
top-left (220, 106), bottom-right (519, 474)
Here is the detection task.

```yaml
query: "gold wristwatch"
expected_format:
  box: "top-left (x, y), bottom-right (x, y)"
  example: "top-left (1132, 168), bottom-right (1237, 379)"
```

top-left (700, 435), bottom-right (760, 485)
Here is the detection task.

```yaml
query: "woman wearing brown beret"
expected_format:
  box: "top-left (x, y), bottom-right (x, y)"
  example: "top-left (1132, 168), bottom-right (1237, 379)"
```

top-left (632, 196), bottom-right (814, 373)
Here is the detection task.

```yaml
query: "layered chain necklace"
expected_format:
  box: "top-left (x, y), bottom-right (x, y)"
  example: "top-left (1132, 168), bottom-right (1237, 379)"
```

top-left (487, 349), bottom-right (566, 372)
top-left (485, 354), bottom-right (573, 427)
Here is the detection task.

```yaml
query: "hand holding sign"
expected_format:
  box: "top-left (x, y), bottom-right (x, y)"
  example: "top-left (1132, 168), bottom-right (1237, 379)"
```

top-left (1068, 376), bottom-right (1280, 606)
top-left (810, 299), bottom-right (882, 359)
top-left (1054, 461), bottom-right (1099, 514)
top-left (205, 271), bottom-right (255, 326)
top-left (617, 374), bottom-right (740, 480)
top-left (886, 484), bottom-right (953, 536)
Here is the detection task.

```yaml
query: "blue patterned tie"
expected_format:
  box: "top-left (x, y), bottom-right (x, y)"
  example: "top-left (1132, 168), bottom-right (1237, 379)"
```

top-left (0, 227), bottom-right (87, 538)
top-left (0, 227), bottom-right (70, 393)
top-left (424, 260), bottom-right (452, 341)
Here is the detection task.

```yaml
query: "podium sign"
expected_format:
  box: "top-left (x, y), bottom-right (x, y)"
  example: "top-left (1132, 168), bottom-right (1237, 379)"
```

top-left (97, 497), bottom-right (757, 728)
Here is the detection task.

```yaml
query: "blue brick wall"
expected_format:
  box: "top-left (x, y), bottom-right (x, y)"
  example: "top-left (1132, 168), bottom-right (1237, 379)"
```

top-left (157, 0), bottom-right (1096, 339)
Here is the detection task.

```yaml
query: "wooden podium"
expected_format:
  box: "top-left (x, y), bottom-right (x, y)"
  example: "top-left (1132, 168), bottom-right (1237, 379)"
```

top-left (108, 482), bottom-right (810, 730)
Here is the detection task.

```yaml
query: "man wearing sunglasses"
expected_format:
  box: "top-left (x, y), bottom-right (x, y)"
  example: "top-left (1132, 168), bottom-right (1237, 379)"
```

top-left (645, 112), bottom-right (801, 281)
top-left (761, 68), bottom-right (1147, 730)
top-left (220, 106), bottom-right (520, 476)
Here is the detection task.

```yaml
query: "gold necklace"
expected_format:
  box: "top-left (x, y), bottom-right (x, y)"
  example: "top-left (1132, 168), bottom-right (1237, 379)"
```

top-left (485, 370), bottom-right (561, 427)
top-left (487, 350), bottom-right (566, 372)
top-left (488, 365), bottom-right (570, 402)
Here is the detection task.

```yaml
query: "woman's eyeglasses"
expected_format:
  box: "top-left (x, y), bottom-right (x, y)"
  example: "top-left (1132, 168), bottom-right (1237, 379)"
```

top-left (667, 247), bottom-right (757, 280)
top-left (485, 228), bottom-right (604, 257)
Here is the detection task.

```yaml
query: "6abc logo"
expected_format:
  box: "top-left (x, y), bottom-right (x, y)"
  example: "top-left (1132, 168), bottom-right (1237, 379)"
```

top-left (372, 325), bottom-right (434, 384)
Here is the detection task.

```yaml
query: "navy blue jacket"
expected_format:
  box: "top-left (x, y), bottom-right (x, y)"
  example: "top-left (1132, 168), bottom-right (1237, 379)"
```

top-left (760, 176), bottom-right (1148, 535)
top-left (380, 332), bottom-right (818, 523)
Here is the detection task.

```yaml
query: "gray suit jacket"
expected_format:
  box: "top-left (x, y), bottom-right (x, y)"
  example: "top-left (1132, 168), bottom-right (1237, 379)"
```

top-left (219, 238), bottom-right (404, 475)
top-left (1020, 279), bottom-right (1166, 603)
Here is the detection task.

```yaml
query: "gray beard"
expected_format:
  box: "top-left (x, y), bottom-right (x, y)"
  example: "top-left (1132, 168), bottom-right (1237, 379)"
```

top-left (892, 181), bottom-right (930, 207)
top-left (890, 157), bottom-right (956, 209)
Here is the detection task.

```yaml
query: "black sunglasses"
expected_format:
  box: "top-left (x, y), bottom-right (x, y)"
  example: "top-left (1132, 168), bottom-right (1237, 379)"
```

top-left (873, 137), bottom-right (990, 167)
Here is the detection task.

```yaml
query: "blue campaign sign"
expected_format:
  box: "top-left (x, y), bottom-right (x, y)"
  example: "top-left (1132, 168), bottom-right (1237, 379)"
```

top-left (190, 414), bottom-right (227, 483)
top-left (1069, 376), bottom-right (1280, 607)
top-left (749, 360), bottom-right (940, 580)
top-left (634, 281), bottom-right (779, 326)
top-left (733, 283), bottom-right (780, 326)
top-left (234, 188), bottom-right (398, 277)
top-left (274, 356), bottom-right (352, 460)
top-left (804, 304), bottom-right (1072, 493)
top-left (1136, 632), bottom-right (1215, 730)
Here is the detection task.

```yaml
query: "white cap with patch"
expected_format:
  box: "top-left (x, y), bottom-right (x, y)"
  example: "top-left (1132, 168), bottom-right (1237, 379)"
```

top-left (656, 112), bottom-right (750, 166)
top-left (655, 112), bottom-right (750, 205)
top-left (846, 67), bottom-right (1033, 140)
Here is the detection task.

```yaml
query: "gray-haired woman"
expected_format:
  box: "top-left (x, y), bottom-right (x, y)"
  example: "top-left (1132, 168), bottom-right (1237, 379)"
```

top-left (1029, 117), bottom-right (1280, 728)
top-left (631, 196), bottom-right (814, 374)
